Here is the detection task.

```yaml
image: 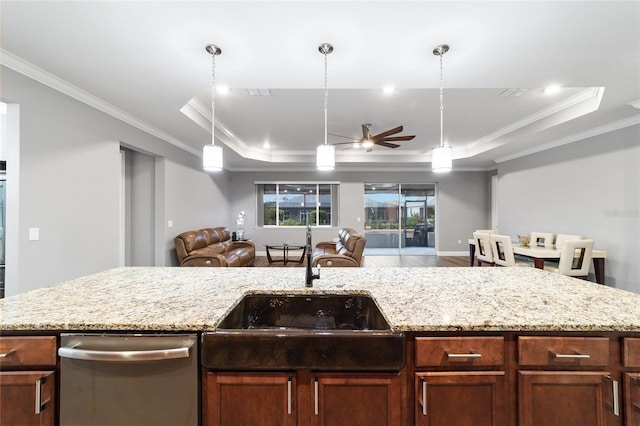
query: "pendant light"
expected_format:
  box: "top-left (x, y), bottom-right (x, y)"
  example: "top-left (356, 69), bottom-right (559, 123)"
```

top-left (316, 43), bottom-right (335, 171)
top-left (203, 44), bottom-right (223, 172)
top-left (432, 44), bottom-right (452, 173)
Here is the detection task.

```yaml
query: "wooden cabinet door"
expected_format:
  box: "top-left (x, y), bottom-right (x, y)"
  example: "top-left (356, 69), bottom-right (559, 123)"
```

top-left (519, 371), bottom-right (620, 426)
top-left (0, 371), bottom-right (55, 426)
top-left (312, 373), bottom-right (402, 426)
top-left (625, 373), bottom-right (640, 426)
top-left (206, 372), bottom-right (296, 426)
top-left (415, 371), bottom-right (507, 426)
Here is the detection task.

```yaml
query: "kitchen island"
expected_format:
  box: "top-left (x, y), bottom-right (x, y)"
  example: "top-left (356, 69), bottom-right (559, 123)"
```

top-left (1, 267), bottom-right (639, 426)
top-left (1, 266), bottom-right (639, 332)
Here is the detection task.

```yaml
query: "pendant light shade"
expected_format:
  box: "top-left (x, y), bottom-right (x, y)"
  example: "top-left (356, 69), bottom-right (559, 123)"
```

top-left (203, 144), bottom-right (223, 172)
top-left (203, 43), bottom-right (223, 172)
top-left (316, 144), bottom-right (335, 171)
top-left (432, 44), bottom-right (453, 173)
top-left (316, 43), bottom-right (335, 171)
top-left (432, 145), bottom-right (452, 173)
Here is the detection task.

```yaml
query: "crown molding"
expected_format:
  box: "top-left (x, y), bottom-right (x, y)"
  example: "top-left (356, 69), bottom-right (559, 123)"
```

top-left (1, 49), bottom-right (201, 157)
top-left (494, 114), bottom-right (640, 163)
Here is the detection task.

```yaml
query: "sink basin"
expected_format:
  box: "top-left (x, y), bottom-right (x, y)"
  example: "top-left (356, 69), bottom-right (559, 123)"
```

top-left (202, 294), bottom-right (405, 371)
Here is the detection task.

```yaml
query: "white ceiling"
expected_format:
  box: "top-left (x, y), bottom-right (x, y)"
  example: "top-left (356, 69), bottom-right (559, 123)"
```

top-left (2, 1), bottom-right (639, 171)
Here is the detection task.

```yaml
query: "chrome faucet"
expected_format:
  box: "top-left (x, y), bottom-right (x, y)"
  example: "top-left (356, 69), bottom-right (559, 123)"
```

top-left (305, 225), bottom-right (320, 287)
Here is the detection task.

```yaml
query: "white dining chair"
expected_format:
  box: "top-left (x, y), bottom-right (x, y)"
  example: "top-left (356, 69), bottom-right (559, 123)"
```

top-left (473, 232), bottom-right (494, 266)
top-left (545, 239), bottom-right (594, 279)
top-left (490, 234), bottom-right (531, 267)
top-left (554, 234), bottom-right (582, 250)
top-left (529, 232), bottom-right (555, 248)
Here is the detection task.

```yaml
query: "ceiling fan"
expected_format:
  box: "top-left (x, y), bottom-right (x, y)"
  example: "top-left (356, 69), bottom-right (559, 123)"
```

top-left (331, 124), bottom-right (415, 152)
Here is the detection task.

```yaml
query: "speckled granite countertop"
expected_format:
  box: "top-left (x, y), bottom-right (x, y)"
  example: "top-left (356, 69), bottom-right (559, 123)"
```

top-left (1, 267), bottom-right (639, 332)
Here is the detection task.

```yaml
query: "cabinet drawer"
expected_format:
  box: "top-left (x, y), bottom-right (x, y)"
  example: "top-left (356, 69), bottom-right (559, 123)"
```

top-left (623, 338), bottom-right (640, 367)
top-left (415, 337), bottom-right (504, 367)
top-left (0, 336), bottom-right (57, 368)
top-left (518, 336), bottom-right (609, 367)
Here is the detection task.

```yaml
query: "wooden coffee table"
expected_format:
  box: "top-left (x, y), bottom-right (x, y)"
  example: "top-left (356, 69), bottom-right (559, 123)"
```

top-left (265, 244), bottom-right (306, 265)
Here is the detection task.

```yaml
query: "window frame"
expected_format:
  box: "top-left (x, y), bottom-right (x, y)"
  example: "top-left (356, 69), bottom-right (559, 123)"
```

top-left (256, 181), bottom-right (339, 228)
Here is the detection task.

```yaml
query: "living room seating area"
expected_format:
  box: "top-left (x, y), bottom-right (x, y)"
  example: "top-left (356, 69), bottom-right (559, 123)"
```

top-left (311, 228), bottom-right (367, 267)
top-left (174, 227), bottom-right (255, 267)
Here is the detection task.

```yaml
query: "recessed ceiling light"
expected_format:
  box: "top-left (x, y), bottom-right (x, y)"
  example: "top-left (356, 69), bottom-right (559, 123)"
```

top-left (263, 139), bottom-right (271, 149)
top-left (382, 85), bottom-right (395, 95)
top-left (217, 85), bottom-right (230, 95)
top-left (544, 84), bottom-right (561, 95)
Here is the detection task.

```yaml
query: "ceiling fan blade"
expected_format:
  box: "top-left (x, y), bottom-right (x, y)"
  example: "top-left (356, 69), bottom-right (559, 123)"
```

top-left (331, 141), bottom-right (359, 146)
top-left (375, 141), bottom-right (401, 149)
top-left (361, 124), bottom-right (370, 140)
top-left (372, 125), bottom-right (403, 141)
top-left (329, 132), bottom-right (358, 140)
top-left (382, 135), bottom-right (415, 142)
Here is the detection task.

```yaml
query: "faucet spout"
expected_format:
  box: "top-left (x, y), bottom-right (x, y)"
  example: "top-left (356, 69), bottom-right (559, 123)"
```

top-left (305, 225), bottom-right (320, 287)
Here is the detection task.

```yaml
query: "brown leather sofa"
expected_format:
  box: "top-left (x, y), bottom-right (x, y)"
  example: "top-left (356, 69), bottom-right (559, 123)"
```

top-left (174, 227), bottom-right (255, 267)
top-left (311, 228), bottom-right (366, 267)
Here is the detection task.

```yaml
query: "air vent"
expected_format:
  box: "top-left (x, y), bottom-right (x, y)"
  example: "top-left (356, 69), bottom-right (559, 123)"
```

top-left (498, 88), bottom-right (529, 97)
top-left (247, 89), bottom-right (272, 96)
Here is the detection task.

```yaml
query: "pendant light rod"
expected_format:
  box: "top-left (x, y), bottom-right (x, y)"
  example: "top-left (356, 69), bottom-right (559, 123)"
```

top-left (433, 44), bottom-right (448, 149)
top-left (431, 43), bottom-right (452, 173)
top-left (203, 44), bottom-right (223, 172)
top-left (319, 43), bottom-right (333, 146)
top-left (316, 43), bottom-right (335, 171)
top-left (206, 44), bottom-right (221, 147)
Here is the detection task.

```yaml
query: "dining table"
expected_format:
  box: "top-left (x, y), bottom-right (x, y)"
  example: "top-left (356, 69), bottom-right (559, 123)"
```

top-left (468, 240), bottom-right (608, 284)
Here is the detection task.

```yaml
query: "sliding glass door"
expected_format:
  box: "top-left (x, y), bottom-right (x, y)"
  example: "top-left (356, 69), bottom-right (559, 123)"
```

top-left (364, 183), bottom-right (436, 255)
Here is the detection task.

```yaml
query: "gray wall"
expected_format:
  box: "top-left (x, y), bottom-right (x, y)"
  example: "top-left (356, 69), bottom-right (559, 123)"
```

top-left (226, 170), bottom-right (491, 255)
top-left (496, 124), bottom-right (640, 292)
top-left (2, 67), bottom-right (230, 295)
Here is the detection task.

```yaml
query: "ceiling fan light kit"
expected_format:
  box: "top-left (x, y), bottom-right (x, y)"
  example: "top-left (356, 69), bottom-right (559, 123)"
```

top-left (316, 42), bottom-right (335, 171)
top-left (203, 43), bottom-right (224, 172)
top-left (432, 43), bottom-right (453, 173)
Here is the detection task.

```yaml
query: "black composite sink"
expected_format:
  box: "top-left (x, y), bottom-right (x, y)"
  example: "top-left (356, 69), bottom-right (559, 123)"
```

top-left (202, 294), bottom-right (405, 371)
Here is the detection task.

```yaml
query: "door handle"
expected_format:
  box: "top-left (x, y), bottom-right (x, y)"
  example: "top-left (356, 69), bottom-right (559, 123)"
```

top-left (35, 376), bottom-right (50, 414)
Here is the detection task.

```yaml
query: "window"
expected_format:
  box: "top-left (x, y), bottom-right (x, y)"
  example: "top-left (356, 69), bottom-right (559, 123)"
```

top-left (257, 183), bottom-right (338, 227)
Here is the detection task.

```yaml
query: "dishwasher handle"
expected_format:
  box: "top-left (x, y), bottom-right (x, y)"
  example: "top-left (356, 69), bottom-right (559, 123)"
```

top-left (58, 344), bottom-right (192, 362)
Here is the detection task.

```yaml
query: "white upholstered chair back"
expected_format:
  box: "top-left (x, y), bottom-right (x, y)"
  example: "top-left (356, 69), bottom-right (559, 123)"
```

top-left (473, 232), bottom-right (494, 265)
top-left (529, 232), bottom-right (555, 248)
top-left (555, 239), bottom-right (594, 278)
top-left (555, 234), bottom-right (582, 251)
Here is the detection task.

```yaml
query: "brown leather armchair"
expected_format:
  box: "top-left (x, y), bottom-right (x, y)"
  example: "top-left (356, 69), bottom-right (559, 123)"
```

top-left (311, 228), bottom-right (366, 267)
top-left (174, 227), bottom-right (255, 267)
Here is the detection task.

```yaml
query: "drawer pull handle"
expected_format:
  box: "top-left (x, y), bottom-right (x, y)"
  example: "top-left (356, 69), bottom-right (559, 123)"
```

top-left (314, 377), bottom-right (319, 415)
top-left (35, 377), bottom-right (50, 414)
top-left (611, 379), bottom-right (619, 416)
top-left (287, 377), bottom-right (292, 415)
top-left (421, 379), bottom-right (427, 416)
top-left (550, 351), bottom-right (590, 359)
top-left (0, 350), bottom-right (15, 358)
top-left (447, 352), bottom-right (482, 359)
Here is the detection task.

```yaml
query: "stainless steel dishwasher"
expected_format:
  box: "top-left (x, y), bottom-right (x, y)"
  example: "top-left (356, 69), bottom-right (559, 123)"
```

top-left (58, 333), bottom-right (198, 426)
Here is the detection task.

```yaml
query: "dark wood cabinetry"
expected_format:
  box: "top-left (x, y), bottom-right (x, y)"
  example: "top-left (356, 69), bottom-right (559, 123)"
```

top-left (416, 371), bottom-right (507, 426)
top-left (0, 336), bottom-right (57, 426)
top-left (205, 372), bottom-right (296, 426)
top-left (517, 336), bottom-right (619, 426)
top-left (313, 373), bottom-right (402, 426)
top-left (205, 371), bottom-right (402, 426)
top-left (413, 336), bottom-right (508, 426)
top-left (518, 371), bottom-right (617, 426)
